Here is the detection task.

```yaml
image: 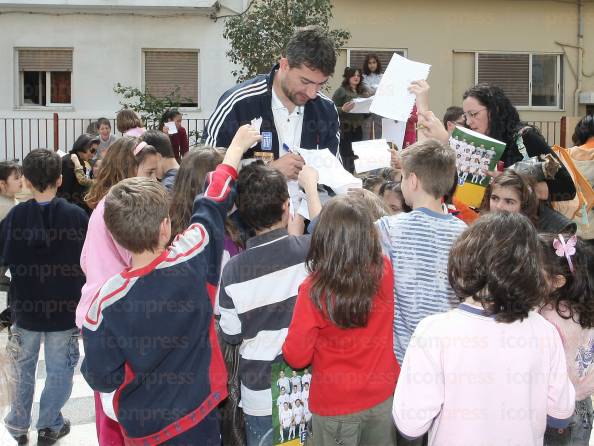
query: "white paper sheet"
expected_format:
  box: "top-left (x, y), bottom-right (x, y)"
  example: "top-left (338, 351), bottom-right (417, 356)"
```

top-left (287, 180), bottom-right (301, 218)
top-left (297, 188), bottom-right (334, 221)
top-left (295, 148), bottom-right (362, 196)
top-left (382, 118), bottom-right (407, 150)
top-left (249, 117), bottom-right (263, 148)
top-left (164, 121), bottom-right (178, 135)
top-left (352, 139), bottom-right (391, 173)
top-left (370, 53), bottom-right (431, 121)
top-left (348, 96), bottom-right (374, 114)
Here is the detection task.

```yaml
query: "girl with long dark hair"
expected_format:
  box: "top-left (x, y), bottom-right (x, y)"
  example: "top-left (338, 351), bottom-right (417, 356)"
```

top-left (283, 194), bottom-right (399, 446)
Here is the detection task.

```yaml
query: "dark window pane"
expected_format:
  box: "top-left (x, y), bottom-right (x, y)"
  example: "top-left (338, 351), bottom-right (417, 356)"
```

top-left (23, 71), bottom-right (45, 105)
top-left (532, 55), bottom-right (558, 107)
top-left (350, 50), bottom-right (406, 74)
top-left (51, 71), bottom-right (71, 104)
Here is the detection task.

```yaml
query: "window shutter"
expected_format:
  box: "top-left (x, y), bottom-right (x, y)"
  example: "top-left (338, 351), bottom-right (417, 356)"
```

top-left (477, 53), bottom-right (529, 106)
top-left (348, 50), bottom-right (406, 73)
top-left (19, 49), bottom-right (72, 72)
top-left (144, 51), bottom-right (198, 105)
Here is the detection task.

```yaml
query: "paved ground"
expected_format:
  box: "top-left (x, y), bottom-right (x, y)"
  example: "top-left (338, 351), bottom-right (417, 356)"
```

top-left (2, 291), bottom-right (594, 446)
top-left (0, 292), bottom-right (98, 446)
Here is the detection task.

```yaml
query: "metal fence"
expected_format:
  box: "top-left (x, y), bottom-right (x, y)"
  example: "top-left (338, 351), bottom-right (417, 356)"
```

top-left (0, 114), bottom-right (564, 161)
top-left (0, 114), bottom-right (208, 161)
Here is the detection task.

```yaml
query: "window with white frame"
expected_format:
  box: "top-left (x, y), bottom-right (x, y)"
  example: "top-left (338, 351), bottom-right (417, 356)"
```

top-left (18, 49), bottom-right (73, 107)
top-left (476, 53), bottom-right (563, 109)
top-left (144, 50), bottom-right (199, 108)
top-left (347, 48), bottom-right (407, 73)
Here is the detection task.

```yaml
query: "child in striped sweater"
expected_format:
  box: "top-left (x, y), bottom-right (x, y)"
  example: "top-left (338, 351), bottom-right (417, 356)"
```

top-left (376, 140), bottom-right (467, 365)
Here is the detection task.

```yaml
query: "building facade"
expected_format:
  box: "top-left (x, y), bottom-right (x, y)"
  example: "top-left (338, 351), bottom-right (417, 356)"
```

top-left (1, 0), bottom-right (593, 158)
top-left (0, 0), bottom-right (245, 158)
top-left (330, 0), bottom-right (594, 135)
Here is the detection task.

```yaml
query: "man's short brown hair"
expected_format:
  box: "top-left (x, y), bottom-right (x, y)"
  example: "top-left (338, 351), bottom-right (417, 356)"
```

top-left (104, 177), bottom-right (169, 253)
top-left (400, 139), bottom-right (457, 199)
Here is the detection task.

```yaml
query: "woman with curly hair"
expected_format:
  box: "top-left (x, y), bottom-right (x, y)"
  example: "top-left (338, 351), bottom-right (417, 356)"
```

top-left (539, 233), bottom-right (594, 445)
top-left (463, 83), bottom-right (575, 203)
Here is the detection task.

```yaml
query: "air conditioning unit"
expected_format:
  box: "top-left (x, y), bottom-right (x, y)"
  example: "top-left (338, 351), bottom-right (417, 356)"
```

top-left (579, 91), bottom-right (594, 104)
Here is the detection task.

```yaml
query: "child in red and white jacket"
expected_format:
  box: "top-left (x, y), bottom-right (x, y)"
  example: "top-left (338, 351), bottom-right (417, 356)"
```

top-left (81, 125), bottom-right (261, 445)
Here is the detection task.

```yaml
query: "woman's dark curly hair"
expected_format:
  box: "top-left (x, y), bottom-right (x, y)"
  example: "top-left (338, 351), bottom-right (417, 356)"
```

top-left (448, 212), bottom-right (545, 323)
top-left (463, 83), bottom-right (522, 145)
top-left (539, 233), bottom-right (594, 329)
top-left (341, 67), bottom-right (366, 95)
top-left (572, 114), bottom-right (594, 146)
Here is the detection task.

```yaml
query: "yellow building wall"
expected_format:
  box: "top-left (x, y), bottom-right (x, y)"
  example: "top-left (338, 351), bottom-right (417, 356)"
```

top-left (329, 0), bottom-right (594, 138)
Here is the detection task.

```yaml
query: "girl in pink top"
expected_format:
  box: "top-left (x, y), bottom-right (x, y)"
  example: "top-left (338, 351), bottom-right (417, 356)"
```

top-left (539, 233), bottom-right (594, 445)
top-left (116, 109), bottom-right (145, 138)
top-left (77, 136), bottom-right (158, 446)
top-left (393, 212), bottom-right (575, 446)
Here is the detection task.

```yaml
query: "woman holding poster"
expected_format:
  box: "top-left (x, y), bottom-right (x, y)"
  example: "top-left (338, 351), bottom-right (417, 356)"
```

top-left (332, 67), bottom-right (370, 173)
top-left (462, 83), bottom-right (575, 203)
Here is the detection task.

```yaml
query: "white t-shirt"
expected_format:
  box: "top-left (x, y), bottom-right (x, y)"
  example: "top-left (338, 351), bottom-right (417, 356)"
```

top-left (271, 87), bottom-right (303, 154)
top-left (280, 407), bottom-right (293, 428)
top-left (301, 388), bottom-right (309, 403)
top-left (277, 376), bottom-right (291, 393)
top-left (290, 391), bottom-right (302, 405)
top-left (271, 86), bottom-right (304, 214)
top-left (290, 375), bottom-right (302, 392)
top-left (301, 373), bottom-right (311, 387)
top-left (393, 304), bottom-right (575, 446)
top-left (293, 404), bottom-right (304, 424)
top-left (277, 393), bottom-right (290, 407)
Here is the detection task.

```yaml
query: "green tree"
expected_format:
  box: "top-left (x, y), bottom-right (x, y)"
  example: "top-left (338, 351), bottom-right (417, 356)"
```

top-left (113, 83), bottom-right (185, 129)
top-left (113, 84), bottom-right (202, 144)
top-left (222, 0), bottom-right (350, 82)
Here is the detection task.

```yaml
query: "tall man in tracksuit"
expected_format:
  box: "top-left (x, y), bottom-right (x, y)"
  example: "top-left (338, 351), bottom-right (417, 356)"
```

top-left (204, 25), bottom-right (341, 180)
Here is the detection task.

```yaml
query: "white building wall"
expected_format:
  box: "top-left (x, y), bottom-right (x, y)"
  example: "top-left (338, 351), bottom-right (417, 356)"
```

top-left (0, 10), bottom-right (236, 118)
top-left (0, 6), bottom-right (242, 156)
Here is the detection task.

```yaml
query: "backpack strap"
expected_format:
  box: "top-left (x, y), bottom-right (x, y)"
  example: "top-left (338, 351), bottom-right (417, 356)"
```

top-left (515, 126), bottom-right (532, 161)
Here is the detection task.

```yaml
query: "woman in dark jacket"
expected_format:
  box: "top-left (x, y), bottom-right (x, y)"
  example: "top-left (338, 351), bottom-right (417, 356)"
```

top-left (57, 133), bottom-right (99, 214)
top-left (462, 83), bottom-right (576, 203)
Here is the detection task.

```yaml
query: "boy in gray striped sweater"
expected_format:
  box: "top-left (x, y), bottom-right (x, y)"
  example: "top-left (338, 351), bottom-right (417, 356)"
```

top-left (376, 140), bottom-right (467, 365)
top-left (218, 162), bottom-right (320, 446)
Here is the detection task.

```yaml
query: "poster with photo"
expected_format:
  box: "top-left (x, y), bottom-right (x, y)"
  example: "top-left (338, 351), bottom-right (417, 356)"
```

top-left (450, 126), bottom-right (506, 208)
top-left (272, 362), bottom-right (312, 446)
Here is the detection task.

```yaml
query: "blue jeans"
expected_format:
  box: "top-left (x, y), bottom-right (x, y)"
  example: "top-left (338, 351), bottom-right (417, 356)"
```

top-left (4, 325), bottom-right (79, 436)
top-left (545, 397), bottom-right (593, 446)
top-left (244, 414), bottom-right (273, 446)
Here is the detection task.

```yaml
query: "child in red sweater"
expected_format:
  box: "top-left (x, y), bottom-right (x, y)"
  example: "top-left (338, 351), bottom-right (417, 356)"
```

top-left (282, 194), bottom-right (399, 446)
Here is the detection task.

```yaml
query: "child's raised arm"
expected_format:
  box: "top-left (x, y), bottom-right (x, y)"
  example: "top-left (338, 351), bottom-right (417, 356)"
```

top-left (222, 124), bottom-right (261, 171)
top-left (298, 165), bottom-right (322, 220)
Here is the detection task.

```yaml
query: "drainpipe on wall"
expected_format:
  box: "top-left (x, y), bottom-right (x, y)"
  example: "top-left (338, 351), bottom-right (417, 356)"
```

top-left (574, 0), bottom-right (583, 115)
